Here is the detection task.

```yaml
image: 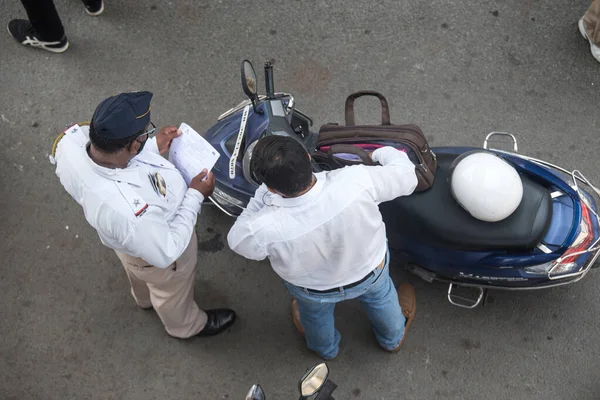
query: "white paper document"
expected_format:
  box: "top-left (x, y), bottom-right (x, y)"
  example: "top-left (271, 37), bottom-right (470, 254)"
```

top-left (168, 122), bottom-right (220, 185)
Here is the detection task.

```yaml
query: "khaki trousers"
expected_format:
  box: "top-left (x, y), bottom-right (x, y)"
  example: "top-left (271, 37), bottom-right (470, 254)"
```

top-left (115, 232), bottom-right (208, 338)
top-left (583, 0), bottom-right (600, 45)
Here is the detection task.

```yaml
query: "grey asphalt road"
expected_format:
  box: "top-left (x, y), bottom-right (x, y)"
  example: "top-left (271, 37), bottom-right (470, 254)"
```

top-left (1, 0), bottom-right (600, 399)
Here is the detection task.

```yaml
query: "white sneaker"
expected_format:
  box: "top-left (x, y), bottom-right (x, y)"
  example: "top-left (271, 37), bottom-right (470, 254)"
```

top-left (578, 18), bottom-right (600, 63)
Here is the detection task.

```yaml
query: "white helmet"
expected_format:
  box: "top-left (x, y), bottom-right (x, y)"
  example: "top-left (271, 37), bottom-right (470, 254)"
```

top-left (450, 151), bottom-right (523, 222)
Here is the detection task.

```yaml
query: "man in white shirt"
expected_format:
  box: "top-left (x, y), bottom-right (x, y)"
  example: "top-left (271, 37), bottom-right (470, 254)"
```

top-left (54, 91), bottom-right (236, 339)
top-left (227, 135), bottom-right (417, 360)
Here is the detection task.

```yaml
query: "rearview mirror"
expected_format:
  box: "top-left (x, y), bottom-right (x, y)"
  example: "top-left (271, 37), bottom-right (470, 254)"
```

top-left (245, 384), bottom-right (266, 400)
top-left (299, 363), bottom-right (329, 397)
top-left (241, 60), bottom-right (258, 99)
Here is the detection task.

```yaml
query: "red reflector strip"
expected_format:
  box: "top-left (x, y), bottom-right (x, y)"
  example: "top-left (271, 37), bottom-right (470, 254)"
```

top-left (135, 204), bottom-right (148, 216)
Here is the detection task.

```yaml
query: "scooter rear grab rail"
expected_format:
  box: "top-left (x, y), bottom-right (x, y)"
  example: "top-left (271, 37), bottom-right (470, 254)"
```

top-left (483, 132), bottom-right (519, 153)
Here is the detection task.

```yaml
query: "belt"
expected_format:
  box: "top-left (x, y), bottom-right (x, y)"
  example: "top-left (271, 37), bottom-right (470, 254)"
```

top-left (306, 258), bottom-right (385, 294)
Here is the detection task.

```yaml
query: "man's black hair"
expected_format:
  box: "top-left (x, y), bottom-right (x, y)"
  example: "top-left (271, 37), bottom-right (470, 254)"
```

top-left (89, 123), bottom-right (144, 154)
top-left (251, 135), bottom-right (313, 197)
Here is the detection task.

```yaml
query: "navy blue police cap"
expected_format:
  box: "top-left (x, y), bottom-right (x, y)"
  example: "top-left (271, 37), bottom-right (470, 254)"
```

top-left (91, 91), bottom-right (153, 140)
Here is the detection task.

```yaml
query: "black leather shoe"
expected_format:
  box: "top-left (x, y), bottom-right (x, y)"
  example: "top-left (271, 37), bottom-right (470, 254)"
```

top-left (196, 309), bottom-right (236, 337)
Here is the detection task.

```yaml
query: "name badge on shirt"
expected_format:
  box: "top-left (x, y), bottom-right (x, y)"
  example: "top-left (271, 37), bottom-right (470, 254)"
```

top-left (149, 172), bottom-right (167, 197)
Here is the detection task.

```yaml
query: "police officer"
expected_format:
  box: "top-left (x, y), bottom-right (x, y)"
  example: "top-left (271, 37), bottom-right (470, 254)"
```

top-left (54, 91), bottom-right (236, 339)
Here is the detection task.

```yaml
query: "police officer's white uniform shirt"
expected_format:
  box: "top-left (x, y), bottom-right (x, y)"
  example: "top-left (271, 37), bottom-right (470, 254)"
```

top-left (227, 147), bottom-right (418, 290)
top-left (55, 124), bottom-right (204, 268)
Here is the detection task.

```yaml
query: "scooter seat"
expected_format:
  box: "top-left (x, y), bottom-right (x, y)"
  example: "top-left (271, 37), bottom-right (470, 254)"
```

top-left (380, 152), bottom-right (553, 251)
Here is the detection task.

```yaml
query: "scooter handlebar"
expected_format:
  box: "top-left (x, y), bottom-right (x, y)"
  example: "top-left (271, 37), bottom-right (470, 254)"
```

top-left (264, 62), bottom-right (275, 99)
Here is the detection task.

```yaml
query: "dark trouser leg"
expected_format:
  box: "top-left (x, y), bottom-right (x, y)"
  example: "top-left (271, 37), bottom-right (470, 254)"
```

top-left (81, 0), bottom-right (102, 7)
top-left (20, 0), bottom-right (65, 41)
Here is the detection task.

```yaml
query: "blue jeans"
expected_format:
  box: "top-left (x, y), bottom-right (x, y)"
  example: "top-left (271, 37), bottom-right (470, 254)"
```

top-left (285, 248), bottom-right (405, 359)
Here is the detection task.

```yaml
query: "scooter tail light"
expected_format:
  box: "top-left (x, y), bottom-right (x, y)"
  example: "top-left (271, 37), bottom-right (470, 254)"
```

top-left (526, 201), bottom-right (595, 276)
top-left (548, 201), bottom-right (594, 275)
top-left (559, 201), bottom-right (593, 264)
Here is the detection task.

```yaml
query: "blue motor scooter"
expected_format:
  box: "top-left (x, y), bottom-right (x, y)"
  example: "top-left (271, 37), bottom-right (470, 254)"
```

top-left (202, 60), bottom-right (600, 308)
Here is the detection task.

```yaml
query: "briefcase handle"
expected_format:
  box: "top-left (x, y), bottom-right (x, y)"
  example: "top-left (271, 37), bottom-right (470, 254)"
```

top-left (344, 90), bottom-right (391, 126)
top-left (327, 144), bottom-right (376, 166)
